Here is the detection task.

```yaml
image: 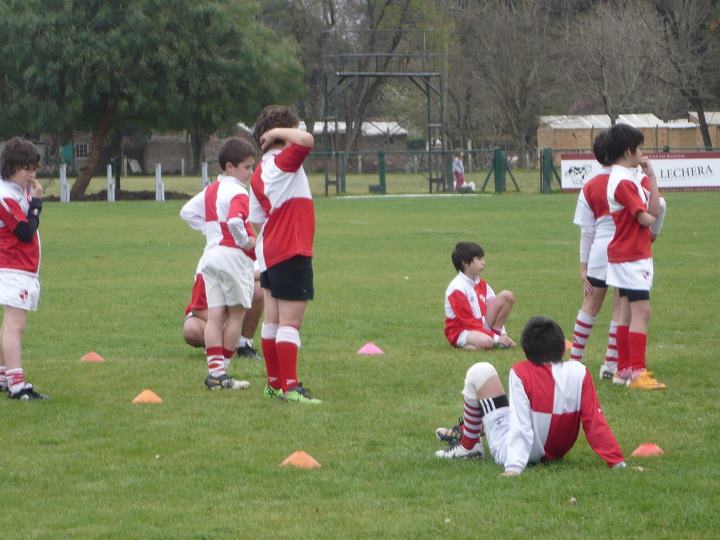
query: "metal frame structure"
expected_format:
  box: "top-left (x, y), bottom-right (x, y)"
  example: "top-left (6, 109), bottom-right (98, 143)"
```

top-left (321, 29), bottom-right (448, 195)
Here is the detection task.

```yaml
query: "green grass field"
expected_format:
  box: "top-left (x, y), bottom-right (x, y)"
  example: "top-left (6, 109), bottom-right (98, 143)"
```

top-left (38, 167), bottom-right (540, 198)
top-left (2, 192), bottom-right (719, 538)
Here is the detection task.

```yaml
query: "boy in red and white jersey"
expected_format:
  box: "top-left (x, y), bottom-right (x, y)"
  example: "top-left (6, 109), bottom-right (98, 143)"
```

top-left (0, 137), bottom-right (47, 400)
top-left (249, 106), bottom-right (320, 404)
top-left (571, 131), bottom-right (667, 382)
top-left (180, 138), bottom-right (256, 390)
top-left (604, 124), bottom-right (665, 390)
top-left (444, 242), bottom-right (516, 351)
top-left (435, 316), bottom-right (625, 475)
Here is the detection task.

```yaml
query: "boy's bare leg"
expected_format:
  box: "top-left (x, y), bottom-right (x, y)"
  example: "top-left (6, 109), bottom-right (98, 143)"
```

top-left (485, 290), bottom-right (515, 330)
top-left (463, 330), bottom-right (495, 350)
top-left (1, 306), bottom-right (27, 370)
top-left (183, 316), bottom-right (206, 348)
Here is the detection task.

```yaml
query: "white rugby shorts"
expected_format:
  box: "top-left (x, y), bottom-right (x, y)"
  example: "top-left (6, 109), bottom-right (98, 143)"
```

top-left (482, 407), bottom-right (511, 466)
top-left (199, 246), bottom-right (254, 309)
top-left (606, 257), bottom-right (653, 291)
top-left (0, 270), bottom-right (40, 311)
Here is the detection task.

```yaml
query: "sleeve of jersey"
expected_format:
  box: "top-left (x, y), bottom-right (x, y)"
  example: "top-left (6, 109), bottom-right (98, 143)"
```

top-left (180, 192), bottom-right (206, 232)
top-left (447, 290), bottom-right (492, 336)
top-left (579, 371), bottom-right (625, 466)
top-left (579, 225), bottom-right (595, 264)
top-left (274, 143), bottom-right (312, 173)
top-left (614, 180), bottom-right (645, 217)
top-left (503, 369), bottom-right (535, 474)
top-left (573, 192), bottom-right (595, 227)
top-left (650, 196), bottom-right (667, 236)
top-left (227, 193), bottom-right (252, 248)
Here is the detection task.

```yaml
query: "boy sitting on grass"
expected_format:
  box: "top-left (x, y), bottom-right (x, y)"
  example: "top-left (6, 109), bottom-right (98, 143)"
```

top-left (444, 241), bottom-right (515, 351)
top-left (435, 316), bottom-right (625, 476)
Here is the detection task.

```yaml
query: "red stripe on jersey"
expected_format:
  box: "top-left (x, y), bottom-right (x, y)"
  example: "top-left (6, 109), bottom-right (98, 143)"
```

top-left (0, 195), bottom-right (40, 273)
top-left (250, 165), bottom-right (272, 216)
top-left (582, 174), bottom-right (611, 218)
top-left (262, 198), bottom-right (315, 268)
top-left (608, 179), bottom-right (652, 262)
top-left (275, 143), bottom-right (312, 173)
top-left (204, 182), bottom-right (220, 222)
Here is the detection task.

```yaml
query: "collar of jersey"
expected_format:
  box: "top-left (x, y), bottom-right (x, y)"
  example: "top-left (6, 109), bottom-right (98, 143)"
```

top-left (458, 271), bottom-right (480, 285)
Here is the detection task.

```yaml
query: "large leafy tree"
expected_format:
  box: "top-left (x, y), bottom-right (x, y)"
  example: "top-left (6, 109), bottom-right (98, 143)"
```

top-left (0, 0), bottom-right (304, 196)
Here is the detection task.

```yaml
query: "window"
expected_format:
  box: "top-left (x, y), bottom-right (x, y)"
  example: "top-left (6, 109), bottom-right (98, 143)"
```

top-left (75, 143), bottom-right (89, 159)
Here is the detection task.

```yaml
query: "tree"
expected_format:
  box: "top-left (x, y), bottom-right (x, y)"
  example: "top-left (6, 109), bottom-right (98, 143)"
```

top-left (0, 0), bottom-right (304, 196)
top-left (649, 0), bottom-right (720, 148)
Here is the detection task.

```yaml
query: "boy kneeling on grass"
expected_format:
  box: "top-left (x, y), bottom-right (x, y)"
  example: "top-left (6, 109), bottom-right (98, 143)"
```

top-left (435, 316), bottom-right (626, 476)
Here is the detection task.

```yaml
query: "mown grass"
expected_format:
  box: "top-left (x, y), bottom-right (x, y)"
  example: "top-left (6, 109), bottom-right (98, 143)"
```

top-left (38, 167), bottom-right (541, 199)
top-left (1, 191), bottom-right (718, 538)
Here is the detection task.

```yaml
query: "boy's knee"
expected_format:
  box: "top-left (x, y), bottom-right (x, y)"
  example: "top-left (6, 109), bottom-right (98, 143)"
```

top-left (500, 290), bottom-right (515, 305)
top-left (463, 362), bottom-right (498, 400)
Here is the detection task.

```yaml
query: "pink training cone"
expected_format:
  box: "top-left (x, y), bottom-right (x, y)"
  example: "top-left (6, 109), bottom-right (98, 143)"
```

top-left (631, 443), bottom-right (664, 457)
top-left (358, 342), bottom-right (384, 355)
top-left (280, 451), bottom-right (321, 469)
top-left (81, 351), bottom-right (105, 363)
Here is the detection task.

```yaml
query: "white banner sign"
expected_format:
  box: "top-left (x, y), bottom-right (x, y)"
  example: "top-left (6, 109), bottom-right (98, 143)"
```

top-left (561, 152), bottom-right (720, 191)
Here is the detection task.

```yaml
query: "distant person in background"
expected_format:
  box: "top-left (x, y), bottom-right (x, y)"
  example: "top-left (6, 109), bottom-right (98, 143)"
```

top-left (453, 150), bottom-right (465, 192)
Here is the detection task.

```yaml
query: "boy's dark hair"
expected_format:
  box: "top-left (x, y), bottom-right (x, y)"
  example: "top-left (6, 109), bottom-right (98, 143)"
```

top-left (218, 137), bottom-right (255, 172)
top-left (1, 137), bottom-right (40, 179)
top-left (253, 105), bottom-right (300, 148)
top-left (454, 149), bottom-right (463, 157)
top-left (451, 242), bottom-right (484, 272)
top-left (521, 316), bottom-right (565, 365)
top-left (592, 130), bottom-right (611, 166)
top-left (604, 123), bottom-right (644, 165)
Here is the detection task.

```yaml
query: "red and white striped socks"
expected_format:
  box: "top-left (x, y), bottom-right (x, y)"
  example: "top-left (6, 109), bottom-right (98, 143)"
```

top-left (0, 365), bottom-right (6, 390)
top-left (206, 346), bottom-right (225, 377)
top-left (261, 323), bottom-right (280, 389)
top-left (604, 320), bottom-right (618, 371)
top-left (570, 310), bottom-right (595, 362)
top-left (459, 398), bottom-right (482, 450)
top-left (6, 368), bottom-right (26, 394)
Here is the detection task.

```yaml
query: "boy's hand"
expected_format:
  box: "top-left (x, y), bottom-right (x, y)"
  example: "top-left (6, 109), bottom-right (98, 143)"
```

top-left (244, 237), bottom-right (256, 251)
top-left (29, 179), bottom-right (44, 198)
top-left (638, 157), bottom-right (656, 181)
top-left (259, 129), bottom-right (281, 151)
top-left (580, 267), bottom-right (592, 296)
top-left (498, 335), bottom-right (515, 348)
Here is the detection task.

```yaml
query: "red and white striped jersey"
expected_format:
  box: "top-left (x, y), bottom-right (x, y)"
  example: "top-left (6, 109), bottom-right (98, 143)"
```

top-left (444, 272), bottom-right (497, 345)
top-left (607, 165), bottom-right (652, 263)
top-left (504, 359), bottom-right (624, 472)
top-left (180, 175), bottom-right (256, 259)
top-left (573, 169), bottom-right (613, 269)
top-left (249, 144), bottom-right (314, 271)
top-left (0, 179), bottom-right (41, 275)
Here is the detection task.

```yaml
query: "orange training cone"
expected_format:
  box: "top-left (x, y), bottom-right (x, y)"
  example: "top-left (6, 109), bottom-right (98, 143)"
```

top-left (132, 389), bottom-right (163, 404)
top-left (280, 451), bottom-right (321, 469)
top-left (81, 351), bottom-right (105, 363)
top-left (631, 443), bottom-right (664, 457)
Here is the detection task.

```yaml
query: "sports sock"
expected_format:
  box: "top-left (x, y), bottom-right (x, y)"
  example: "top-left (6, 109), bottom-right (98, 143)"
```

top-left (0, 366), bottom-right (6, 389)
top-left (276, 325), bottom-right (300, 392)
top-left (261, 323), bottom-right (280, 389)
top-left (628, 332), bottom-right (647, 371)
top-left (616, 325), bottom-right (630, 372)
top-left (206, 346), bottom-right (225, 377)
top-left (459, 398), bottom-right (482, 450)
top-left (237, 336), bottom-right (253, 349)
top-left (6, 368), bottom-right (25, 395)
top-left (223, 348), bottom-right (234, 371)
top-left (604, 320), bottom-right (618, 369)
top-left (570, 310), bottom-right (595, 362)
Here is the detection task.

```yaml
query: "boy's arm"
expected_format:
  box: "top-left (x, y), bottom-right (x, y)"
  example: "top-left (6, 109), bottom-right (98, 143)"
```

top-left (639, 157), bottom-right (660, 217)
top-left (579, 370), bottom-right (625, 467)
top-left (227, 192), bottom-right (255, 250)
top-left (180, 191), bottom-right (206, 232)
top-left (447, 290), bottom-right (494, 337)
top-left (650, 196), bottom-right (667, 239)
top-left (262, 128), bottom-right (314, 173)
top-left (615, 180), bottom-right (655, 228)
top-left (0, 196), bottom-right (42, 243)
top-left (502, 369), bottom-right (535, 475)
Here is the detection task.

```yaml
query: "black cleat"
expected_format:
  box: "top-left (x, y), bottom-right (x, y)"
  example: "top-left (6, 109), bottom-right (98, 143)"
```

top-left (8, 384), bottom-right (49, 400)
top-left (236, 344), bottom-right (262, 360)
